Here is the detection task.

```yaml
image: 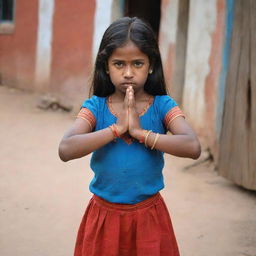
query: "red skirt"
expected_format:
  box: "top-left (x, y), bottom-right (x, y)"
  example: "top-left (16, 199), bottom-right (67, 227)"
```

top-left (74, 193), bottom-right (180, 256)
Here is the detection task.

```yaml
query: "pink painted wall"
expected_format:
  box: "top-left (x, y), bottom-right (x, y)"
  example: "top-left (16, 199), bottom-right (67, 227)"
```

top-left (0, 0), bottom-right (38, 90)
top-left (50, 0), bottom-right (96, 102)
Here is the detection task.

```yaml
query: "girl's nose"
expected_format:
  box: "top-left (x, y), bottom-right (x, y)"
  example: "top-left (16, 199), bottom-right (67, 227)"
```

top-left (123, 66), bottom-right (133, 78)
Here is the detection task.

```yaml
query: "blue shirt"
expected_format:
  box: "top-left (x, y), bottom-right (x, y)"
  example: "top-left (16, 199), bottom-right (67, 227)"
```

top-left (82, 95), bottom-right (179, 204)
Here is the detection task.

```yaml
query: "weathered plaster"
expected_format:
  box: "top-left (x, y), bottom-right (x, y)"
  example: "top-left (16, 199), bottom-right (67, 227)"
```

top-left (183, 0), bottom-right (217, 130)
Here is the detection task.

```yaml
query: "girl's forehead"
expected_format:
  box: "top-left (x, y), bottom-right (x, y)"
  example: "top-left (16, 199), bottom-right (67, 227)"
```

top-left (109, 41), bottom-right (148, 60)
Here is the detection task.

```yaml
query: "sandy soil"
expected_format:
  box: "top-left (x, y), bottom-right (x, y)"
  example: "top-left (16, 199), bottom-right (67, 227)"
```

top-left (0, 85), bottom-right (255, 256)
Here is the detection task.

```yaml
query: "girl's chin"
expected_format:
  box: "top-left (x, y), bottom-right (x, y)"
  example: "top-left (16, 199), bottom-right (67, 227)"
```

top-left (122, 84), bottom-right (135, 89)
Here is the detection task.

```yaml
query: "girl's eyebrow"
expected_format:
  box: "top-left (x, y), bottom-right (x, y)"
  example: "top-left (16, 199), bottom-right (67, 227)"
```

top-left (132, 59), bottom-right (146, 62)
top-left (111, 58), bottom-right (146, 62)
top-left (111, 59), bottom-right (124, 62)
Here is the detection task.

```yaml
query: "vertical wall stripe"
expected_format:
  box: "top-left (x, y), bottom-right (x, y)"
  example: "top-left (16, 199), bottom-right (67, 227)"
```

top-left (216, 0), bottom-right (234, 139)
top-left (183, 0), bottom-right (217, 127)
top-left (35, 0), bottom-right (54, 90)
top-left (92, 0), bottom-right (113, 61)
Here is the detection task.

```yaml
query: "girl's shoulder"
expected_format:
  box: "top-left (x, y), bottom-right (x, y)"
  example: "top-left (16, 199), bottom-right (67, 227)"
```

top-left (81, 95), bottom-right (106, 118)
top-left (154, 95), bottom-right (185, 127)
top-left (81, 95), bottom-right (106, 107)
top-left (153, 95), bottom-right (180, 120)
top-left (154, 95), bottom-right (178, 108)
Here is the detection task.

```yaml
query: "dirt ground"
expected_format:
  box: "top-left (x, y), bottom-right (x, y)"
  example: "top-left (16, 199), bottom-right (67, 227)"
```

top-left (0, 85), bottom-right (255, 256)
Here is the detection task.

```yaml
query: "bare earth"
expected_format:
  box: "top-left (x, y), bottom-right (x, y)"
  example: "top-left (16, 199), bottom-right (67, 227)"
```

top-left (0, 85), bottom-right (255, 256)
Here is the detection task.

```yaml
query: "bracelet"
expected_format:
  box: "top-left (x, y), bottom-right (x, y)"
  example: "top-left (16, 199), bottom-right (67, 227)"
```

top-left (109, 124), bottom-right (120, 138)
top-left (144, 130), bottom-right (152, 147)
top-left (139, 129), bottom-right (148, 143)
top-left (151, 133), bottom-right (160, 150)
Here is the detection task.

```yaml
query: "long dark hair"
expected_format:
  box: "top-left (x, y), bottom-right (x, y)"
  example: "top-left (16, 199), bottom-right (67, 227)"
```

top-left (90, 17), bottom-right (168, 97)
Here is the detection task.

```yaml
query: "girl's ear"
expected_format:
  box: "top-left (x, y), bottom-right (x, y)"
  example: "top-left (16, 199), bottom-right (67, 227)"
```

top-left (149, 62), bottom-right (154, 74)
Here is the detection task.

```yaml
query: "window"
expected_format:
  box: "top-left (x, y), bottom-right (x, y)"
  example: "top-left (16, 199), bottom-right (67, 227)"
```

top-left (0, 0), bottom-right (15, 34)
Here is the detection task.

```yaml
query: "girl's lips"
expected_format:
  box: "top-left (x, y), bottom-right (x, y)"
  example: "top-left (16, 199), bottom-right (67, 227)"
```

top-left (121, 83), bottom-right (135, 87)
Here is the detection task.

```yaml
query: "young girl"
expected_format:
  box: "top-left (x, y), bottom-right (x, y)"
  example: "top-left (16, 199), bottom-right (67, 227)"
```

top-left (59, 17), bottom-right (201, 256)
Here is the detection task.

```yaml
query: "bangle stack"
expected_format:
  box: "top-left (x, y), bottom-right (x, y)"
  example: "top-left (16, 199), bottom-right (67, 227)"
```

top-left (151, 133), bottom-right (160, 150)
top-left (143, 130), bottom-right (160, 150)
top-left (144, 130), bottom-right (152, 147)
top-left (139, 129), bottom-right (148, 144)
top-left (109, 125), bottom-right (160, 149)
top-left (109, 124), bottom-right (120, 139)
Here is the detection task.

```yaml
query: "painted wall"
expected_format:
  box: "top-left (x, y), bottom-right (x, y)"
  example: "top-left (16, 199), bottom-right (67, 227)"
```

top-left (35, 0), bottom-right (55, 92)
top-left (158, 0), bottom-right (232, 158)
top-left (0, 0), bottom-right (124, 104)
top-left (158, 0), bottom-right (179, 92)
top-left (0, 0), bottom-right (38, 90)
top-left (50, 0), bottom-right (95, 103)
top-left (182, 0), bottom-right (226, 156)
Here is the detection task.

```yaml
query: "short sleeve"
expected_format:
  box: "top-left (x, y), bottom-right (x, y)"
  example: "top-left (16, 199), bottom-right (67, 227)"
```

top-left (157, 95), bottom-right (185, 128)
top-left (76, 95), bottom-right (99, 130)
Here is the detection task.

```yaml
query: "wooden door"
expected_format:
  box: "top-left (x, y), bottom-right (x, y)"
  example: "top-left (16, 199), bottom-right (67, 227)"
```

top-left (218, 0), bottom-right (256, 190)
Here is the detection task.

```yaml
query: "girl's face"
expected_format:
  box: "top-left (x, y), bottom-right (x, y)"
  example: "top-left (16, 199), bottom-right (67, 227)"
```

top-left (107, 41), bottom-right (151, 95)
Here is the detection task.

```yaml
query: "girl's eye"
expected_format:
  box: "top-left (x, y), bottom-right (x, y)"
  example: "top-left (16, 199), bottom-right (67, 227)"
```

top-left (134, 62), bottom-right (143, 68)
top-left (114, 62), bottom-right (124, 68)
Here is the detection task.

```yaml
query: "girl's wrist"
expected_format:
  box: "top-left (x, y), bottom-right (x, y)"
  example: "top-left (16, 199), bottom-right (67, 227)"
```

top-left (130, 128), bottom-right (145, 141)
top-left (134, 129), bottom-right (160, 150)
top-left (114, 124), bottom-right (127, 135)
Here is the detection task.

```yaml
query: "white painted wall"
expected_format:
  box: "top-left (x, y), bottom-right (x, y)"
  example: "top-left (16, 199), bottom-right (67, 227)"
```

top-left (183, 0), bottom-right (217, 126)
top-left (92, 0), bottom-right (113, 61)
top-left (35, 0), bottom-right (55, 90)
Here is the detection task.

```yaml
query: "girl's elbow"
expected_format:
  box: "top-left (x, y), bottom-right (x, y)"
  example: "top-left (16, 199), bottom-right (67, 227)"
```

top-left (191, 140), bottom-right (201, 159)
top-left (58, 142), bottom-right (71, 162)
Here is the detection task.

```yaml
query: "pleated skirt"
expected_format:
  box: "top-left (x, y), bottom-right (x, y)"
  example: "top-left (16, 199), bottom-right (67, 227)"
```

top-left (74, 193), bottom-right (180, 256)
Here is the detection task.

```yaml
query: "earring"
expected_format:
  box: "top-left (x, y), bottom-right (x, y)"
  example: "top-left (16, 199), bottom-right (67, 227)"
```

top-left (106, 70), bottom-right (109, 74)
top-left (149, 69), bottom-right (153, 74)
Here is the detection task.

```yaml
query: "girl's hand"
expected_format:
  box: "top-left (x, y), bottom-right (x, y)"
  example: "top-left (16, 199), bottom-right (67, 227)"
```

top-left (127, 86), bottom-right (143, 139)
top-left (115, 88), bottom-right (129, 135)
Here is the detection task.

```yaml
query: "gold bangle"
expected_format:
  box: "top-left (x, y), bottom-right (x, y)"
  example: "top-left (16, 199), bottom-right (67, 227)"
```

top-left (151, 133), bottom-right (160, 150)
top-left (144, 130), bottom-right (152, 147)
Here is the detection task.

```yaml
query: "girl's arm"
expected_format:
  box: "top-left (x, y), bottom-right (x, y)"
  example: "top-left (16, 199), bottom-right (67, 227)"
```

top-left (137, 117), bottom-right (201, 159)
top-left (127, 86), bottom-right (201, 159)
top-left (58, 119), bottom-right (116, 162)
top-left (59, 91), bottom-right (129, 162)
top-left (131, 117), bottom-right (201, 159)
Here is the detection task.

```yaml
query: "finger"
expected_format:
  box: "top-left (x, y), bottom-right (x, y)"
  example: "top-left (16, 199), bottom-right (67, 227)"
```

top-left (125, 90), bottom-right (129, 105)
top-left (129, 90), bottom-right (136, 108)
top-left (124, 88), bottom-right (129, 108)
top-left (128, 92), bottom-right (134, 108)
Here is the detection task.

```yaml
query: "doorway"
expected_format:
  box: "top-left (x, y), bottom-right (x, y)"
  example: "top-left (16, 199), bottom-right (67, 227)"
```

top-left (124, 0), bottom-right (161, 37)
